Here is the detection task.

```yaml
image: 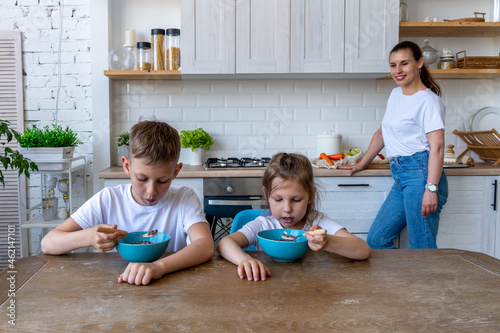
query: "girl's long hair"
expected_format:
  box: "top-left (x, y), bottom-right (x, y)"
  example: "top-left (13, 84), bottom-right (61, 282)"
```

top-left (390, 41), bottom-right (441, 97)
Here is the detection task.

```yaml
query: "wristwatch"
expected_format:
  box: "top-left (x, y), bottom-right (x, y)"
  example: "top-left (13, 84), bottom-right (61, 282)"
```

top-left (425, 183), bottom-right (438, 193)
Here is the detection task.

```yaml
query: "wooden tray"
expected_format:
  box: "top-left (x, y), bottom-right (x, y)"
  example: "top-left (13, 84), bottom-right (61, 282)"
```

top-left (456, 50), bottom-right (500, 69)
top-left (453, 129), bottom-right (500, 166)
top-left (444, 12), bottom-right (485, 22)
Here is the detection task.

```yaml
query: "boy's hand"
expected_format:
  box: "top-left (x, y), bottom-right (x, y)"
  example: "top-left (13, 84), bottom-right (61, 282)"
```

top-left (118, 262), bottom-right (163, 285)
top-left (92, 224), bottom-right (125, 252)
top-left (237, 258), bottom-right (271, 281)
top-left (304, 226), bottom-right (328, 252)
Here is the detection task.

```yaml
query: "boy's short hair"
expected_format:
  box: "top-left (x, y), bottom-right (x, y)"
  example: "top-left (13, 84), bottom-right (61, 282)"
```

top-left (129, 120), bottom-right (181, 165)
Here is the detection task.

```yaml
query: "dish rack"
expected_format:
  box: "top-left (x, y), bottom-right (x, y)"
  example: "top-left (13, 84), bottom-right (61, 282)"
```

top-left (456, 50), bottom-right (500, 69)
top-left (453, 129), bottom-right (500, 166)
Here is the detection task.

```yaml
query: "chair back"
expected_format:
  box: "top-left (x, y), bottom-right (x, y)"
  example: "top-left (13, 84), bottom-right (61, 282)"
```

top-left (230, 209), bottom-right (269, 251)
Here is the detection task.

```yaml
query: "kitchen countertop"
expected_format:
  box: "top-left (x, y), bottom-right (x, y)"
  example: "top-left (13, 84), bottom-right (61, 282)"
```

top-left (1, 249), bottom-right (499, 331)
top-left (99, 163), bottom-right (500, 179)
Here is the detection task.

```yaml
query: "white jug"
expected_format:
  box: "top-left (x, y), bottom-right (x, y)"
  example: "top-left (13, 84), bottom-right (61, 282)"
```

top-left (316, 131), bottom-right (342, 157)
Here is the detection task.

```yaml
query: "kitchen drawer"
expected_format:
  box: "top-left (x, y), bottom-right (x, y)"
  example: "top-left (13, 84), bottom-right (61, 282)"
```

top-left (316, 177), bottom-right (393, 233)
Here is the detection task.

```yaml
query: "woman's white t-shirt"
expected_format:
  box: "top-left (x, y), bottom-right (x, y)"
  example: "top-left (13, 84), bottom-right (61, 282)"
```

top-left (72, 184), bottom-right (207, 252)
top-left (237, 214), bottom-right (345, 251)
top-left (382, 87), bottom-right (445, 158)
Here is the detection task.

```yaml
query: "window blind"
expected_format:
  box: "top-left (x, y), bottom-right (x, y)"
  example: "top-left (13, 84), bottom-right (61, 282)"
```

top-left (0, 31), bottom-right (23, 270)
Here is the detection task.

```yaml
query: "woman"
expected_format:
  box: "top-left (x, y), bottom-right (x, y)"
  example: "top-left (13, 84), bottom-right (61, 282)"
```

top-left (339, 41), bottom-right (448, 249)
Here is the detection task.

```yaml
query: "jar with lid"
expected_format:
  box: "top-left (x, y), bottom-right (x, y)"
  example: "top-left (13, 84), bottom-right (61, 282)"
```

top-left (400, 1), bottom-right (408, 22)
top-left (165, 28), bottom-right (180, 70)
top-left (438, 56), bottom-right (455, 69)
top-left (151, 29), bottom-right (165, 70)
top-left (137, 42), bottom-right (152, 71)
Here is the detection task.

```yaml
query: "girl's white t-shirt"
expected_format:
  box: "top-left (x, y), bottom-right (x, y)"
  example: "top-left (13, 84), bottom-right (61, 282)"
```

top-left (382, 87), bottom-right (445, 158)
top-left (72, 184), bottom-right (207, 252)
top-left (237, 214), bottom-right (345, 251)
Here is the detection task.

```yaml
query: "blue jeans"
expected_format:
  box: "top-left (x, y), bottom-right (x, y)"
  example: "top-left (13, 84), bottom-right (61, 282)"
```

top-left (367, 151), bottom-right (448, 249)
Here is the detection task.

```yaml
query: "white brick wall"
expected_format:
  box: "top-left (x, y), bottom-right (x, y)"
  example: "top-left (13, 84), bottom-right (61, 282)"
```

top-left (111, 78), bottom-right (498, 163)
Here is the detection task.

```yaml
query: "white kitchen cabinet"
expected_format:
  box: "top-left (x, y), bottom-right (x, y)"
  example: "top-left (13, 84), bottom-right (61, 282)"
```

top-left (316, 176), bottom-right (394, 239)
top-left (290, 0), bottom-right (345, 73)
top-left (181, 0), bottom-right (235, 74)
top-left (344, 0), bottom-right (399, 73)
top-left (236, 0), bottom-right (290, 73)
top-left (181, 0), bottom-right (398, 75)
top-left (103, 178), bottom-right (204, 209)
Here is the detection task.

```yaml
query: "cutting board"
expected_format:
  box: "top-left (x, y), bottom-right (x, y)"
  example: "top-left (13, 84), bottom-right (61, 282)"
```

top-left (366, 163), bottom-right (390, 169)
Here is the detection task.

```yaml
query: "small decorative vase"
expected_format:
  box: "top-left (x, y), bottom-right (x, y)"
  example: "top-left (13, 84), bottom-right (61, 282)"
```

top-left (187, 148), bottom-right (204, 166)
top-left (117, 145), bottom-right (129, 166)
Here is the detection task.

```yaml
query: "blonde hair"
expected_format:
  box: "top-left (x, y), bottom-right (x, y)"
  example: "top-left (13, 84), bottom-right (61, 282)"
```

top-left (129, 120), bottom-right (180, 165)
top-left (262, 153), bottom-right (320, 227)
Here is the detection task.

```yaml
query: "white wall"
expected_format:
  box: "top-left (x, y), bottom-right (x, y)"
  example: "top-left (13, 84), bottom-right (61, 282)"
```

top-left (110, 78), bottom-right (498, 164)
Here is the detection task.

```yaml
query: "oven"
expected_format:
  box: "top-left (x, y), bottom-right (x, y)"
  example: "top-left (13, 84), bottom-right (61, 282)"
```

top-left (203, 158), bottom-right (270, 241)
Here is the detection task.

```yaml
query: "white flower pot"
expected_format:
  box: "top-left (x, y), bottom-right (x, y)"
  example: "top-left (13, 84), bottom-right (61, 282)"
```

top-left (19, 147), bottom-right (75, 171)
top-left (117, 145), bottom-right (129, 166)
top-left (187, 148), bottom-right (204, 166)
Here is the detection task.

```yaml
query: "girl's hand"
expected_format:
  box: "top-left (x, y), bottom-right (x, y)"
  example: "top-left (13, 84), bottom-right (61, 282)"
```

top-left (118, 262), bottom-right (163, 285)
top-left (422, 191), bottom-right (438, 217)
top-left (305, 226), bottom-right (328, 251)
top-left (92, 224), bottom-right (125, 252)
top-left (237, 258), bottom-right (271, 281)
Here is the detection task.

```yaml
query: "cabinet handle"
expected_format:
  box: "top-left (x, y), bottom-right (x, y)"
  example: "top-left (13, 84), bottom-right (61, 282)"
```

top-left (337, 184), bottom-right (370, 187)
top-left (492, 180), bottom-right (497, 211)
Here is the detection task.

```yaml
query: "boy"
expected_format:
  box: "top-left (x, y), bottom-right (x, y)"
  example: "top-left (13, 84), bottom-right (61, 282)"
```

top-left (41, 121), bottom-right (214, 285)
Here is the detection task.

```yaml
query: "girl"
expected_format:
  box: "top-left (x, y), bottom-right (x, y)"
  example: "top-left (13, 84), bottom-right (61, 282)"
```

top-left (339, 40), bottom-right (448, 249)
top-left (217, 153), bottom-right (371, 281)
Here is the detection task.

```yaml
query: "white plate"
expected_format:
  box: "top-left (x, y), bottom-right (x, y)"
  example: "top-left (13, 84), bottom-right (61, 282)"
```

top-left (471, 106), bottom-right (500, 132)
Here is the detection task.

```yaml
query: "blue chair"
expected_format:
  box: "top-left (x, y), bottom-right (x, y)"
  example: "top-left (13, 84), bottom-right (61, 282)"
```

top-left (230, 209), bottom-right (269, 251)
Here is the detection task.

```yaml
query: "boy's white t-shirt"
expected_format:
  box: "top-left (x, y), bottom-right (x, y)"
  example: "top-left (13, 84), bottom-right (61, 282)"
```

top-left (72, 184), bottom-right (207, 252)
top-left (382, 87), bottom-right (445, 158)
top-left (237, 214), bottom-right (345, 251)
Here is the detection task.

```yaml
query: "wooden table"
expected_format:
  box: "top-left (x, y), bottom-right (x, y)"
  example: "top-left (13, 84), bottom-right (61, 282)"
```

top-left (1, 249), bottom-right (500, 332)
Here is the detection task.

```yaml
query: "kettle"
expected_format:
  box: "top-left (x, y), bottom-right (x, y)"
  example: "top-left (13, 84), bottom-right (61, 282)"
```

top-left (316, 131), bottom-right (342, 157)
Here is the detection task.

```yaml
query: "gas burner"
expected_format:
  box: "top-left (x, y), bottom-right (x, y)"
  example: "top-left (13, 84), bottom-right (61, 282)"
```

top-left (204, 157), bottom-right (271, 169)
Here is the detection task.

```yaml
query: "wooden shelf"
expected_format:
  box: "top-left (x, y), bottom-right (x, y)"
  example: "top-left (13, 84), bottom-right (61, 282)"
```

top-left (400, 22), bottom-right (500, 37)
top-left (379, 69), bottom-right (500, 80)
top-left (104, 70), bottom-right (181, 80)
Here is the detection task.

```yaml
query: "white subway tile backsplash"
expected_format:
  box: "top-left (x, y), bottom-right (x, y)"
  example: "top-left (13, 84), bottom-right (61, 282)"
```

top-left (280, 94), bottom-right (308, 107)
top-left (109, 79), bottom-right (492, 156)
top-left (336, 94), bottom-right (363, 108)
top-left (253, 94), bottom-right (280, 107)
top-left (197, 94), bottom-right (225, 107)
top-left (170, 94), bottom-right (197, 108)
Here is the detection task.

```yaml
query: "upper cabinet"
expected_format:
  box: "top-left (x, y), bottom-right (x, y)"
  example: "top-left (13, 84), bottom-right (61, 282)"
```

top-left (290, 0), bottom-right (345, 73)
top-left (180, 0), bottom-right (399, 75)
top-left (345, 0), bottom-right (399, 73)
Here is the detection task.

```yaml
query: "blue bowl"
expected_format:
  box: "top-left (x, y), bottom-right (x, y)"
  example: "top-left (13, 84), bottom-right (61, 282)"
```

top-left (257, 229), bottom-right (309, 262)
top-left (116, 232), bottom-right (170, 263)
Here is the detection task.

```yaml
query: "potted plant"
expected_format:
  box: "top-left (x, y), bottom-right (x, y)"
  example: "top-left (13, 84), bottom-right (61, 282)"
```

top-left (180, 128), bottom-right (214, 165)
top-left (0, 119), bottom-right (38, 187)
top-left (116, 131), bottom-right (129, 166)
top-left (17, 124), bottom-right (82, 169)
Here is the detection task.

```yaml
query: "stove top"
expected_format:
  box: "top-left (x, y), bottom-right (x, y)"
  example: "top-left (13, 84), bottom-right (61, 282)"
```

top-left (204, 157), bottom-right (271, 169)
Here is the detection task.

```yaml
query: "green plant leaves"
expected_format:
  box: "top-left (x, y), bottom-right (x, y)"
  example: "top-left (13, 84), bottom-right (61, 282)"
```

top-left (180, 128), bottom-right (214, 151)
top-left (18, 124), bottom-right (82, 148)
top-left (116, 131), bottom-right (129, 146)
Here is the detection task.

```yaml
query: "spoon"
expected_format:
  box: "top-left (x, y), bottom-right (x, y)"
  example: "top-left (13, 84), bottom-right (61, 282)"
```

top-left (96, 226), bottom-right (158, 238)
top-left (281, 228), bottom-right (327, 241)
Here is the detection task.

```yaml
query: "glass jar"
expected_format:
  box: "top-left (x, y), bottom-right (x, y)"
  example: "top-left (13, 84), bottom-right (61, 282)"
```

top-left (137, 42), bottom-right (152, 71)
top-left (151, 29), bottom-right (165, 70)
top-left (400, 1), bottom-right (408, 22)
top-left (166, 28), bottom-right (181, 70)
top-left (438, 57), bottom-right (455, 69)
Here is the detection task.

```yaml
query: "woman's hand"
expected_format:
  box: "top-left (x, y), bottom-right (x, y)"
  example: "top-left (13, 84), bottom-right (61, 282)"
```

top-left (422, 191), bottom-right (438, 217)
top-left (92, 224), bottom-right (125, 252)
top-left (237, 258), bottom-right (271, 281)
top-left (118, 262), bottom-right (163, 285)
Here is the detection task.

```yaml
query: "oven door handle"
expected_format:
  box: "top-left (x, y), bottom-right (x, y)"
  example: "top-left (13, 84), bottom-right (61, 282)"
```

top-left (207, 199), bottom-right (267, 206)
